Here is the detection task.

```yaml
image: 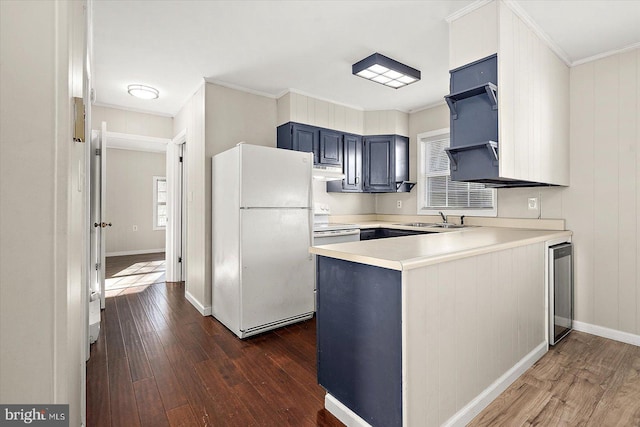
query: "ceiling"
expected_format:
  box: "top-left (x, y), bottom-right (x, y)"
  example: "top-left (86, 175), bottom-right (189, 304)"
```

top-left (92, 0), bottom-right (640, 117)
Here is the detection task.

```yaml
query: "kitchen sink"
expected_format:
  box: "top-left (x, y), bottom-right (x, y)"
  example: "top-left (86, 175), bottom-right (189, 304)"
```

top-left (394, 222), bottom-right (471, 229)
top-left (394, 222), bottom-right (438, 227)
top-left (430, 223), bottom-right (467, 228)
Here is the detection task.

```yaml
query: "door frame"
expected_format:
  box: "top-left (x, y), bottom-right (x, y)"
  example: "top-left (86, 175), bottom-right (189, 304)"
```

top-left (166, 129), bottom-right (186, 282)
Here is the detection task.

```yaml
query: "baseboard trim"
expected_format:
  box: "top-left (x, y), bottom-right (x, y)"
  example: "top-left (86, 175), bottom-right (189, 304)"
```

top-left (185, 290), bottom-right (212, 316)
top-left (573, 320), bottom-right (640, 347)
top-left (106, 248), bottom-right (165, 257)
top-left (443, 341), bottom-right (548, 427)
top-left (325, 394), bottom-right (371, 427)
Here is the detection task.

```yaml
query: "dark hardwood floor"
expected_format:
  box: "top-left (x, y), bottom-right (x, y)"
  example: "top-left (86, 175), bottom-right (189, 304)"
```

top-left (86, 274), bottom-right (343, 426)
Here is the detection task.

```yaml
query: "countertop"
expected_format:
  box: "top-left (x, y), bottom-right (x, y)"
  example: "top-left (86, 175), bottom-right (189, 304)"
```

top-left (309, 225), bottom-right (572, 271)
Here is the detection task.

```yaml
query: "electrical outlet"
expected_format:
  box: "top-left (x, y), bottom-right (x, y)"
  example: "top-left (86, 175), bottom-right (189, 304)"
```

top-left (528, 197), bottom-right (538, 210)
top-left (396, 200), bottom-right (402, 209)
top-left (133, 225), bottom-right (138, 232)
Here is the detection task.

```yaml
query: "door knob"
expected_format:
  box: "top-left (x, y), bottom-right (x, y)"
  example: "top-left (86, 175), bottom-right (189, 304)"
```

top-left (94, 222), bottom-right (112, 228)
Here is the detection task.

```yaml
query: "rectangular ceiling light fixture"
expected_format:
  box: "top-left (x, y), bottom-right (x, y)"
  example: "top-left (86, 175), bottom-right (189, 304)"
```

top-left (352, 53), bottom-right (421, 89)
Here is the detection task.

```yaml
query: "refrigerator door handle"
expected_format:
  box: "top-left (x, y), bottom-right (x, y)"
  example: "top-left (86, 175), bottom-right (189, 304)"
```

top-left (308, 208), bottom-right (313, 260)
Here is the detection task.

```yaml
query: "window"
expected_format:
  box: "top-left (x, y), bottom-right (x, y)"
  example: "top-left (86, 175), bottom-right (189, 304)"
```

top-left (417, 129), bottom-right (496, 216)
top-left (153, 176), bottom-right (167, 229)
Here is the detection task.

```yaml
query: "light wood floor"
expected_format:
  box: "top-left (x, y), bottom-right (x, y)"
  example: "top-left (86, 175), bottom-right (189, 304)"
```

top-left (470, 331), bottom-right (640, 426)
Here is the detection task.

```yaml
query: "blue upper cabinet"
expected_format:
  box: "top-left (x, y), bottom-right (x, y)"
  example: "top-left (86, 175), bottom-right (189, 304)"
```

top-left (363, 135), bottom-right (408, 193)
top-left (318, 129), bottom-right (343, 166)
top-left (278, 122), bottom-right (410, 193)
top-left (277, 122), bottom-right (342, 166)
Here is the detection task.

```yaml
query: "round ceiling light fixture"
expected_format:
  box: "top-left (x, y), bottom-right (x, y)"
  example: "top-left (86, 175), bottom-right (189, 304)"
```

top-left (127, 84), bottom-right (159, 100)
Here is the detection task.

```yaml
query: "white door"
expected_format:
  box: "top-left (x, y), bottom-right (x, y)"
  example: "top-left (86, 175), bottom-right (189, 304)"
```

top-left (89, 123), bottom-right (109, 309)
top-left (240, 208), bottom-right (314, 331)
top-left (239, 144), bottom-right (312, 208)
top-left (166, 131), bottom-right (185, 282)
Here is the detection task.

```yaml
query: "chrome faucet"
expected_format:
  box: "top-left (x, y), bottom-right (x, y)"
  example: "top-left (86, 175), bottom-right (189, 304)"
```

top-left (439, 211), bottom-right (447, 223)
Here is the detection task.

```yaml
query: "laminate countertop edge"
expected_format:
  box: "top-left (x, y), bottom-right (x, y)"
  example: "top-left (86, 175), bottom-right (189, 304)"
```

top-left (310, 227), bottom-right (573, 271)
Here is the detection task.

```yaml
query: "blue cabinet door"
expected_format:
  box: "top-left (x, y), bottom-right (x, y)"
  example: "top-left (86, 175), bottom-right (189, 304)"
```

top-left (342, 134), bottom-right (362, 191)
top-left (292, 123), bottom-right (318, 164)
top-left (363, 135), bottom-right (395, 192)
top-left (319, 129), bottom-right (342, 166)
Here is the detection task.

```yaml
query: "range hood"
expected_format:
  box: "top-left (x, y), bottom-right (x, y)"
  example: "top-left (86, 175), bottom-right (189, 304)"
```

top-left (312, 165), bottom-right (345, 181)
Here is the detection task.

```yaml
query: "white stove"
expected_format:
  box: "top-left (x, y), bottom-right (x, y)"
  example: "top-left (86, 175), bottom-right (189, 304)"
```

top-left (313, 204), bottom-right (360, 245)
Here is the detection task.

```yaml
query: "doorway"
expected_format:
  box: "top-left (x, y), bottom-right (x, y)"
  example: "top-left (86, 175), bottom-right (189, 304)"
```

top-left (89, 123), bottom-right (185, 313)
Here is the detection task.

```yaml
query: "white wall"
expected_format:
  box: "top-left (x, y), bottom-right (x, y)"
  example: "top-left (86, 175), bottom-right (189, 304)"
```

top-left (0, 1), bottom-right (85, 425)
top-left (92, 105), bottom-right (173, 138)
top-left (105, 149), bottom-right (166, 255)
top-left (561, 49), bottom-right (640, 335)
top-left (277, 91), bottom-right (365, 134)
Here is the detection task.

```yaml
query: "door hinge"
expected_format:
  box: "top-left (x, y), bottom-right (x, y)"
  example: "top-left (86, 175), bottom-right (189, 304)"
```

top-left (95, 263), bottom-right (100, 271)
top-left (178, 257), bottom-right (182, 263)
top-left (95, 148), bottom-right (101, 156)
top-left (179, 156), bottom-right (183, 163)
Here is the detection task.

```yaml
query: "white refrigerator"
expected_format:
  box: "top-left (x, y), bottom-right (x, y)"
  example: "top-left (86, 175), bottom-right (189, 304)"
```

top-left (212, 144), bottom-right (315, 338)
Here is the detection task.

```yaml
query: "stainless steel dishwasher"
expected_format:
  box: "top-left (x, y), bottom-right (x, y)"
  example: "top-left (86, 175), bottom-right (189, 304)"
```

top-left (549, 243), bottom-right (573, 345)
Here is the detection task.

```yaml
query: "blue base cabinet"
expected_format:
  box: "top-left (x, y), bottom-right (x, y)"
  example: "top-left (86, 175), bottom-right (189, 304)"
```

top-left (316, 256), bottom-right (402, 427)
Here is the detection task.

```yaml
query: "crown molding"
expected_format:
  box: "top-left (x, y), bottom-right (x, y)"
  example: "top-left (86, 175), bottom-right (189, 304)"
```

top-left (409, 99), bottom-right (446, 114)
top-left (105, 131), bottom-right (170, 153)
top-left (204, 78), bottom-right (278, 99)
top-left (282, 88), bottom-right (367, 112)
top-left (92, 101), bottom-right (174, 118)
top-left (502, 0), bottom-right (572, 66)
top-left (445, 0), bottom-right (493, 23)
top-left (571, 42), bottom-right (640, 67)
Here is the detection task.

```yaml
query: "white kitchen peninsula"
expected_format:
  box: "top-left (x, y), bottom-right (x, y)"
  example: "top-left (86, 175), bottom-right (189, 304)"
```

top-left (310, 227), bottom-right (571, 427)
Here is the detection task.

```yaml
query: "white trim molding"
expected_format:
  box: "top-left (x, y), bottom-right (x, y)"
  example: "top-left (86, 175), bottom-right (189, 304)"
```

top-left (573, 321), bottom-right (640, 347)
top-left (106, 248), bottom-right (165, 257)
top-left (445, 0), bottom-right (493, 23)
top-left (571, 42), bottom-right (640, 67)
top-left (325, 394), bottom-right (372, 427)
top-left (106, 131), bottom-right (170, 153)
top-left (185, 290), bottom-right (212, 316)
top-left (443, 341), bottom-right (548, 427)
top-left (502, 0), bottom-right (572, 66)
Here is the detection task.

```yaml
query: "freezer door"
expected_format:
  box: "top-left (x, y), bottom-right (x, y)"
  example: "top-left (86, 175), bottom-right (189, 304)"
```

top-left (239, 144), bottom-right (312, 208)
top-left (240, 208), bottom-right (314, 332)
